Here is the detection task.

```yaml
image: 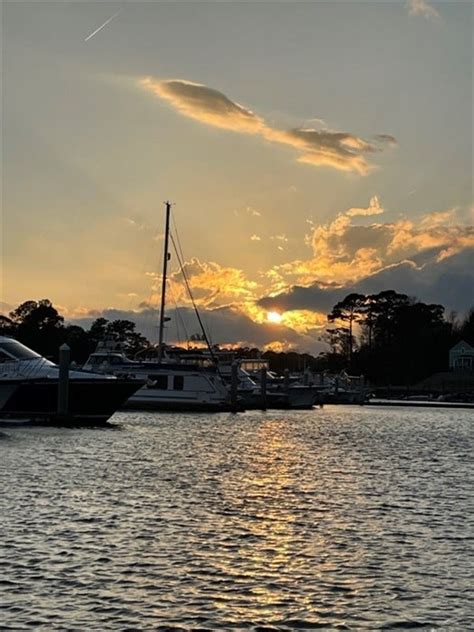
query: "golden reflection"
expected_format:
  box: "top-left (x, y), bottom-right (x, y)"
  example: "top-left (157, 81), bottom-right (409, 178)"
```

top-left (210, 418), bottom-right (376, 621)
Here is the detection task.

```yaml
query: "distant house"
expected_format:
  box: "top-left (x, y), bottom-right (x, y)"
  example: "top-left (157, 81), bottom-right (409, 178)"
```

top-left (449, 340), bottom-right (474, 371)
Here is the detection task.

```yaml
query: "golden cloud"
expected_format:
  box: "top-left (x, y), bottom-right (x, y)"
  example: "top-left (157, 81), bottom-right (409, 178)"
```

top-left (268, 201), bottom-right (474, 288)
top-left (408, 0), bottom-right (440, 20)
top-left (140, 77), bottom-right (395, 175)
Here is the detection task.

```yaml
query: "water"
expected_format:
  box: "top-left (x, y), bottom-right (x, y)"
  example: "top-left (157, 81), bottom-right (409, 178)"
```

top-left (1, 406), bottom-right (473, 630)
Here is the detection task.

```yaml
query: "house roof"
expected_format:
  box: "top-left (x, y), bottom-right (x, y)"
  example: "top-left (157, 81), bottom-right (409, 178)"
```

top-left (450, 340), bottom-right (474, 353)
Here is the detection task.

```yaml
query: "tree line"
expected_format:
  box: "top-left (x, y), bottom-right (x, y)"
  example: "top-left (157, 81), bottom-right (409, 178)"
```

top-left (322, 290), bottom-right (473, 384)
top-left (0, 300), bottom-right (149, 364)
top-left (0, 293), bottom-right (472, 385)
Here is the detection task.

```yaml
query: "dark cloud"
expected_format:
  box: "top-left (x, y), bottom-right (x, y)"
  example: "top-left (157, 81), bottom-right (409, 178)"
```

top-left (259, 249), bottom-right (474, 314)
top-left (71, 304), bottom-right (325, 354)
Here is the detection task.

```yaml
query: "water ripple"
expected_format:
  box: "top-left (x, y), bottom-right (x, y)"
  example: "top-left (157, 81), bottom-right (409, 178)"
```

top-left (1, 406), bottom-right (473, 629)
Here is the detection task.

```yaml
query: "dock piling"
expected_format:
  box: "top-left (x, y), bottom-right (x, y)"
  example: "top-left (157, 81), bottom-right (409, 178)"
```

top-left (57, 343), bottom-right (70, 418)
top-left (260, 366), bottom-right (267, 410)
top-left (230, 361), bottom-right (239, 411)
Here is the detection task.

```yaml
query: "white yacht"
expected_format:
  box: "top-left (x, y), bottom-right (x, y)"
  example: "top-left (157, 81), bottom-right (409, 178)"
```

top-left (0, 337), bottom-right (143, 424)
top-left (82, 346), bottom-right (235, 412)
top-left (173, 350), bottom-right (319, 409)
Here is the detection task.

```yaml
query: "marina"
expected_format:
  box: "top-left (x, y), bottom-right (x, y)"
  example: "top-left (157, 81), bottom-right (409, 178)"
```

top-left (2, 2), bottom-right (473, 629)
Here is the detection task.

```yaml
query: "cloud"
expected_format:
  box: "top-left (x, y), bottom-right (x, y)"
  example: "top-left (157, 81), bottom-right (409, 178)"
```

top-left (250, 234), bottom-right (261, 241)
top-left (408, 0), bottom-right (440, 19)
top-left (140, 78), bottom-right (265, 134)
top-left (140, 77), bottom-right (395, 175)
top-left (346, 195), bottom-right (384, 217)
top-left (148, 258), bottom-right (259, 309)
top-left (259, 202), bottom-right (473, 317)
top-left (267, 201), bottom-right (474, 287)
top-left (259, 249), bottom-right (474, 316)
top-left (270, 234), bottom-right (289, 242)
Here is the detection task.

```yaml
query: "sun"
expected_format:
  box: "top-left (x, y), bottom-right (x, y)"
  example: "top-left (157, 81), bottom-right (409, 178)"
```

top-left (267, 311), bottom-right (283, 324)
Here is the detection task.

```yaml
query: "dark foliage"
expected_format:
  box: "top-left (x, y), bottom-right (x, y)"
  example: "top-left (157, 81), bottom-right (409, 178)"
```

top-left (326, 291), bottom-right (472, 385)
top-left (0, 300), bottom-right (151, 363)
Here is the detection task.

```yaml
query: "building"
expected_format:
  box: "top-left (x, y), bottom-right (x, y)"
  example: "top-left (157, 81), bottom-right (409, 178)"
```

top-left (449, 340), bottom-right (474, 372)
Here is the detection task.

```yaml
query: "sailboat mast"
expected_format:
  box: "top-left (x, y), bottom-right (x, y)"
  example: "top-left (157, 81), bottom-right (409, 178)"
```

top-left (157, 201), bottom-right (171, 362)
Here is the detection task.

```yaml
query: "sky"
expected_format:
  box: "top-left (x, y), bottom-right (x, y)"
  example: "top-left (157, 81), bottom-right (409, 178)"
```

top-left (2, 0), bottom-right (473, 353)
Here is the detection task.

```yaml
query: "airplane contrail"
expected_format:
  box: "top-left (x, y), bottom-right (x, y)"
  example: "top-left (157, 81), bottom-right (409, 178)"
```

top-left (84, 8), bottom-right (123, 42)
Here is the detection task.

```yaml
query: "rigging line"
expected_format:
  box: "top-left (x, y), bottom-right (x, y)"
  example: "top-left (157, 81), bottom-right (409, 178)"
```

top-left (168, 283), bottom-right (190, 347)
top-left (171, 215), bottom-right (213, 347)
top-left (171, 213), bottom-right (187, 269)
top-left (169, 233), bottom-right (221, 371)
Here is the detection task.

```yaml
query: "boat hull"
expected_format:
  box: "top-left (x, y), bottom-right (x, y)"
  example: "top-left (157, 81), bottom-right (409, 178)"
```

top-left (123, 390), bottom-right (241, 412)
top-left (239, 387), bottom-right (318, 410)
top-left (0, 378), bottom-right (143, 424)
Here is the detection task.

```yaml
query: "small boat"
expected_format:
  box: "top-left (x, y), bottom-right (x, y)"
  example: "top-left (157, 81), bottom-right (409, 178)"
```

top-left (0, 336), bottom-right (143, 424)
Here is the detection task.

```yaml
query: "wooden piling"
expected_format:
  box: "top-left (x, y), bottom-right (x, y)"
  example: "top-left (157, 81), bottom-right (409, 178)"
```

top-left (230, 361), bottom-right (239, 411)
top-left (260, 366), bottom-right (267, 410)
top-left (57, 343), bottom-right (70, 418)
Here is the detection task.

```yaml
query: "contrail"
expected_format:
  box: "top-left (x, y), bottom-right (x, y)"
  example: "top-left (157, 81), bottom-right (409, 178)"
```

top-left (84, 8), bottom-right (123, 42)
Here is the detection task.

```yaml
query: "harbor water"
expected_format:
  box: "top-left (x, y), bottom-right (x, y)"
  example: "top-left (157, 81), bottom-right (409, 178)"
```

top-left (1, 406), bottom-right (473, 630)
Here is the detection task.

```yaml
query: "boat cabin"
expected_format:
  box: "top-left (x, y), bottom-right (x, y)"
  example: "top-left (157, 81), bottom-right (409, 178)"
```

top-left (0, 337), bottom-right (46, 363)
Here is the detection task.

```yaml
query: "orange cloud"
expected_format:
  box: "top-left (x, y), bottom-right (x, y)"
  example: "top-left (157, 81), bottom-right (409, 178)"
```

top-left (268, 200), bottom-right (474, 288)
top-left (140, 77), bottom-right (395, 175)
top-left (408, 0), bottom-right (440, 20)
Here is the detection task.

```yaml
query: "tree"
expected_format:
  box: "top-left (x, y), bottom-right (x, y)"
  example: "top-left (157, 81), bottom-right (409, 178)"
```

top-left (9, 299), bottom-right (64, 358)
top-left (459, 308), bottom-right (474, 344)
top-left (88, 318), bottom-right (150, 356)
top-left (327, 293), bottom-right (366, 366)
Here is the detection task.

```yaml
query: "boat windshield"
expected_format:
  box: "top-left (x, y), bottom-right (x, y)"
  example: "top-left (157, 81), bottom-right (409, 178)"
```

top-left (0, 340), bottom-right (42, 361)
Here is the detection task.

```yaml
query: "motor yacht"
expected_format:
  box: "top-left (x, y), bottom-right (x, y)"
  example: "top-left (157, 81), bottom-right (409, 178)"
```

top-left (0, 337), bottom-right (143, 424)
top-left (82, 346), bottom-right (236, 412)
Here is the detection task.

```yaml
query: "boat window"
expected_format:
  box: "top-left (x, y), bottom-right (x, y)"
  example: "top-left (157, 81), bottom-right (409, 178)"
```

top-left (0, 341), bottom-right (41, 360)
top-left (0, 349), bottom-right (14, 363)
top-left (173, 375), bottom-right (184, 391)
top-left (147, 375), bottom-right (168, 389)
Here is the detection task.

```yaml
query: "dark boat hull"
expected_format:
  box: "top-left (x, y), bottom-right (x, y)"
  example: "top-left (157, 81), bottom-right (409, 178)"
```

top-left (0, 378), bottom-right (142, 424)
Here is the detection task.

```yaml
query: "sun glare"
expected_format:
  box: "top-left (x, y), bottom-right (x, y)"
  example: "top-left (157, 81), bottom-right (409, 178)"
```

top-left (267, 311), bottom-right (283, 324)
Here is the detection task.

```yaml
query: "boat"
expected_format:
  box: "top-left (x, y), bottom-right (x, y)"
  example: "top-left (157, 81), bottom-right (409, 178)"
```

top-left (171, 349), bottom-right (319, 409)
top-left (0, 336), bottom-right (143, 424)
top-left (82, 202), bottom-right (237, 412)
top-left (82, 343), bottom-right (236, 412)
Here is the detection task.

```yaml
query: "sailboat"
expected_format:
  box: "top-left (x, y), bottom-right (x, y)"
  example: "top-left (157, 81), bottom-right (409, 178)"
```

top-left (83, 202), bottom-right (235, 412)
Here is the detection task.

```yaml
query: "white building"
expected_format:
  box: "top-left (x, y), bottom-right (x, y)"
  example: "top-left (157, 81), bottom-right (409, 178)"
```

top-left (449, 340), bottom-right (474, 371)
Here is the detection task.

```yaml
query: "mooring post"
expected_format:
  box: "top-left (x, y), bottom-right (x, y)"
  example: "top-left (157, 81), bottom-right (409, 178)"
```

top-left (260, 366), bottom-right (267, 410)
top-left (359, 374), bottom-right (365, 405)
top-left (57, 343), bottom-right (70, 418)
top-left (230, 361), bottom-right (239, 411)
top-left (284, 368), bottom-right (290, 393)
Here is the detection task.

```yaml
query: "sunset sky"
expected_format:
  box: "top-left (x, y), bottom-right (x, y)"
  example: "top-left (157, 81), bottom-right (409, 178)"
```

top-left (2, 1), bottom-right (473, 352)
